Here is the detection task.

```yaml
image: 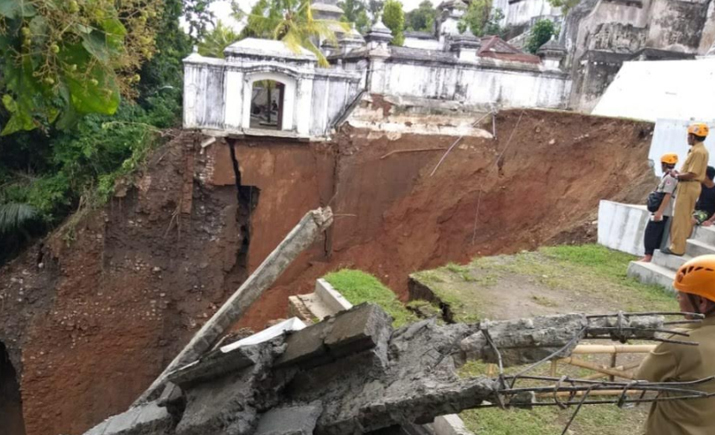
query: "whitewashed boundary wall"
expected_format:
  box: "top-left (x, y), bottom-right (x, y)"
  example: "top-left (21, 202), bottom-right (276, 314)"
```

top-left (183, 39), bottom-right (362, 138)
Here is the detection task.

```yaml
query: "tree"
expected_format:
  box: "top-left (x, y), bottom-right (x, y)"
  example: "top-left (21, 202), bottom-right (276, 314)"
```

top-left (238, 0), bottom-right (349, 66)
top-left (525, 19), bottom-right (555, 54)
top-left (0, 0), bottom-right (172, 136)
top-left (198, 21), bottom-right (242, 58)
top-left (382, 0), bottom-right (405, 45)
top-left (457, 0), bottom-right (504, 37)
top-left (405, 0), bottom-right (438, 32)
top-left (339, 0), bottom-right (371, 34)
top-left (547, 0), bottom-right (581, 16)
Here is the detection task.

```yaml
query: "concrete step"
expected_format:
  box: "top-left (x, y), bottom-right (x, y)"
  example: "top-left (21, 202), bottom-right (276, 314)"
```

top-left (652, 250), bottom-right (691, 271)
top-left (686, 239), bottom-right (715, 258)
top-left (693, 226), bottom-right (715, 246)
top-left (627, 261), bottom-right (676, 293)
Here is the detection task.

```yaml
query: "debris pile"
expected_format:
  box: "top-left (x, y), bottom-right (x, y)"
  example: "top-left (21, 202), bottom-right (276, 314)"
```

top-left (84, 303), bottom-right (709, 435)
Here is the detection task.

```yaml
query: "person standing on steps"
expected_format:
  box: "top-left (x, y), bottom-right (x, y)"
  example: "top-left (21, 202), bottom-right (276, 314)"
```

top-left (692, 166), bottom-right (715, 227)
top-left (662, 124), bottom-right (710, 256)
top-left (637, 255), bottom-right (715, 435)
top-left (641, 153), bottom-right (679, 262)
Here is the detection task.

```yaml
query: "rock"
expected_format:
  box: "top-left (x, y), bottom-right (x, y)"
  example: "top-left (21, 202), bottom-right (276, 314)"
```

top-left (254, 402), bottom-right (323, 435)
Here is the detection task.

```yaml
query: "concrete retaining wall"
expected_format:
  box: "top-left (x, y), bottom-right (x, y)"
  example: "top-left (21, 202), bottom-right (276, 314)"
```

top-left (597, 200), bottom-right (649, 256)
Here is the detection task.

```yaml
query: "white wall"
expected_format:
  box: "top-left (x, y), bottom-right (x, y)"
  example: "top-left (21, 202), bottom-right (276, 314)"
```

top-left (649, 119), bottom-right (715, 177)
top-left (592, 58), bottom-right (715, 122)
top-left (374, 60), bottom-right (570, 109)
top-left (504, 0), bottom-right (560, 26)
top-left (404, 37), bottom-right (442, 50)
top-left (598, 200), bottom-right (650, 256)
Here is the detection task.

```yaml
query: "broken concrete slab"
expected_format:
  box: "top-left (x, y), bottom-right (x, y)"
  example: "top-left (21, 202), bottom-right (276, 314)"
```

top-left (275, 318), bottom-right (332, 368)
top-left (254, 402), bottom-right (323, 435)
top-left (175, 338), bottom-right (287, 435)
top-left (276, 303), bottom-right (393, 368)
top-left (168, 343), bottom-right (261, 387)
top-left (84, 401), bottom-right (173, 435)
top-left (325, 302), bottom-right (392, 358)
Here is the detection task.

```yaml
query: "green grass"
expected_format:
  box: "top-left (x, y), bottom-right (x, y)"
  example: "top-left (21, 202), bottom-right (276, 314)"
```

top-left (323, 269), bottom-right (418, 327)
top-left (458, 354), bottom-right (647, 434)
top-left (412, 244), bottom-right (677, 323)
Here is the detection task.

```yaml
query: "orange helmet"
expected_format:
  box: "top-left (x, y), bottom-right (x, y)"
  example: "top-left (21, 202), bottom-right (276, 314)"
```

top-left (674, 255), bottom-right (715, 302)
top-left (660, 153), bottom-right (678, 165)
top-left (687, 123), bottom-right (709, 138)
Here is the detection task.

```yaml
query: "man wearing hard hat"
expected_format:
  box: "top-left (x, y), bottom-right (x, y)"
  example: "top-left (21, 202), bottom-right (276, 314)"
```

top-left (662, 124), bottom-right (710, 256)
top-left (638, 255), bottom-right (715, 434)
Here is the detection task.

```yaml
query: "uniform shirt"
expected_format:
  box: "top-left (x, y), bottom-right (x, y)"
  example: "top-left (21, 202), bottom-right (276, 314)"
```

top-left (695, 184), bottom-right (715, 218)
top-left (680, 142), bottom-right (709, 182)
top-left (637, 316), bottom-right (715, 435)
top-left (655, 172), bottom-right (678, 217)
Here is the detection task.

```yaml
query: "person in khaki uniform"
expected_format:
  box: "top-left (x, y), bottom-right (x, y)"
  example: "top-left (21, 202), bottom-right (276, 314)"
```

top-left (663, 124), bottom-right (710, 256)
top-left (637, 255), bottom-right (715, 435)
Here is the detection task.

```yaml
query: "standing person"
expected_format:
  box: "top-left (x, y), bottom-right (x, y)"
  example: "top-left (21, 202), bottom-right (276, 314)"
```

top-left (692, 166), bottom-right (715, 227)
top-left (663, 124), bottom-right (710, 256)
top-left (637, 255), bottom-right (715, 434)
top-left (641, 153), bottom-right (678, 262)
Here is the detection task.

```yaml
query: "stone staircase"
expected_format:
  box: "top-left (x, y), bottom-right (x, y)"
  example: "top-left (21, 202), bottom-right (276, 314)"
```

top-left (627, 225), bottom-right (715, 292)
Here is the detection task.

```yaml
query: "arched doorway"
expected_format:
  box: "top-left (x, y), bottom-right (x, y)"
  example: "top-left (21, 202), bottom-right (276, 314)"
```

top-left (0, 341), bottom-right (26, 435)
top-left (250, 80), bottom-right (286, 130)
top-left (243, 73), bottom-right (297, 132)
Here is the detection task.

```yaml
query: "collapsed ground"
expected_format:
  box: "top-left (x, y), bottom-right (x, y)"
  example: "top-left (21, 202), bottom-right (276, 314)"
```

top-left (0, 109), bottom-right (657, 435)
top-left (328, 244), bottom-right (677, 435)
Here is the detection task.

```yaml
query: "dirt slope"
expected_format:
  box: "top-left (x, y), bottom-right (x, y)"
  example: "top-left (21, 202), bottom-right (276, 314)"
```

top-left (0, 109), bottom-right (656, 435)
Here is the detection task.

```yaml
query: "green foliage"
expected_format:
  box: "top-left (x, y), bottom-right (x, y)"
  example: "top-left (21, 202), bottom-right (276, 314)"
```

top-left (339, 0), bottom-right (371, 34)
top-left (323, 269), bottom-right (418, 327)
top-left (547, 0), bottom-right (581, 15)
top-left (457, 0), bottom-right (505, 37)
top-left (405, 0), bottom-right (437, 32)
top-left (0, 202), bottom-right (38, 234)
top-left (0, 0), bottom-right (168, 136)
top-left (525, 19), bottom-right (555, 54)
top-left (382, 0), bottom-right (404, 45)
top-left (198, 21), bottom-right (242, 58)
top-left (0, 0), bottom-right (197, 265)
top-left (238, 0), bottom-right (349, 67)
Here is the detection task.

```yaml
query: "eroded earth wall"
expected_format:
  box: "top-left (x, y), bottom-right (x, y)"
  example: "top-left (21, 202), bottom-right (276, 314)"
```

top-left (0, 109), bottom-right (656, 435)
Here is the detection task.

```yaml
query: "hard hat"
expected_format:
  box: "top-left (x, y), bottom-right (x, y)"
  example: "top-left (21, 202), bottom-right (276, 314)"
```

top-left (687, 123), bottom-right (709, 138)
top-left (660, 153), bottom-right (678, 165)
top-left (674, 255), bottom-right (715, 302)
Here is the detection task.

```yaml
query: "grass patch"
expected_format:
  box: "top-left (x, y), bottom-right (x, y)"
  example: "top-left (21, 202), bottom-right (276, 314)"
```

top-left (323, 269), bottom-right (418, 327)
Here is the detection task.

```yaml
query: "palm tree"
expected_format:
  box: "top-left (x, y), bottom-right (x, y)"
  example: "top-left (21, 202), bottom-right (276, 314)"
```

top-left (238, 0), bottom-right (350, 67)
top-left (198, 21), bottom-right (242, 58)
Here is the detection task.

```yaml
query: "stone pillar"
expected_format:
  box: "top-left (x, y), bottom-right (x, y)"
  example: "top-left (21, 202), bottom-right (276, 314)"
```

top-left (537, 35), bottom-right (567, 70)
top-left (295, 76), bottom-right (314, 136)
top-left (224, 67), bottom-right (245, 130)
top-left (448, 35), bottom-right (481, 61)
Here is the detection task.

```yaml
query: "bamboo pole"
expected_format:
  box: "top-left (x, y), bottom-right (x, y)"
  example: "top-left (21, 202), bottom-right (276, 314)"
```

top-left (571, 344), bottom-right (656, 354)
top-left (559, 357), bottom-right (637, 380)
top-left (536, 390), bottom-right (645, 399)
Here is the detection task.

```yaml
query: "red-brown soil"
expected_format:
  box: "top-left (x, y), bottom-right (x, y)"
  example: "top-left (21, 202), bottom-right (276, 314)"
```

top-left (0, 109), bottom-right (656, 435)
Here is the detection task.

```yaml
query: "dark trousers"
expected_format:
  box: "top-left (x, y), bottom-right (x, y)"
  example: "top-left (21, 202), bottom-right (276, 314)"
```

top-left (644, 216), bottom-right (670, 256)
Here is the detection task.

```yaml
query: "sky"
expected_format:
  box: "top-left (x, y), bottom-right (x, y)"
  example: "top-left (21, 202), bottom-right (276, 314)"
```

top-left (210, 0), bottom-right (435, 30)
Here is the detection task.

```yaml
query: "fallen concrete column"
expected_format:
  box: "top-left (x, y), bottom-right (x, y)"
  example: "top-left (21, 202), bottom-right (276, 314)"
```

top-left (459, 313), bottom-right (667, 367)
top-left (138, 207), bottom-right (333, 402)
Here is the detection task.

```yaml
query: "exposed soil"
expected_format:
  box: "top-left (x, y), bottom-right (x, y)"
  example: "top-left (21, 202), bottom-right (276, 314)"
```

top-left (237, 109), bottom-right (656, 329)
top-left (0, 109), bottom-right (657, 435)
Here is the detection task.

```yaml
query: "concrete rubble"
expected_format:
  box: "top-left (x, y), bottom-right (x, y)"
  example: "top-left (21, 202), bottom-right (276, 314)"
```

top-left (83, 303), bottom-right (674, 435)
